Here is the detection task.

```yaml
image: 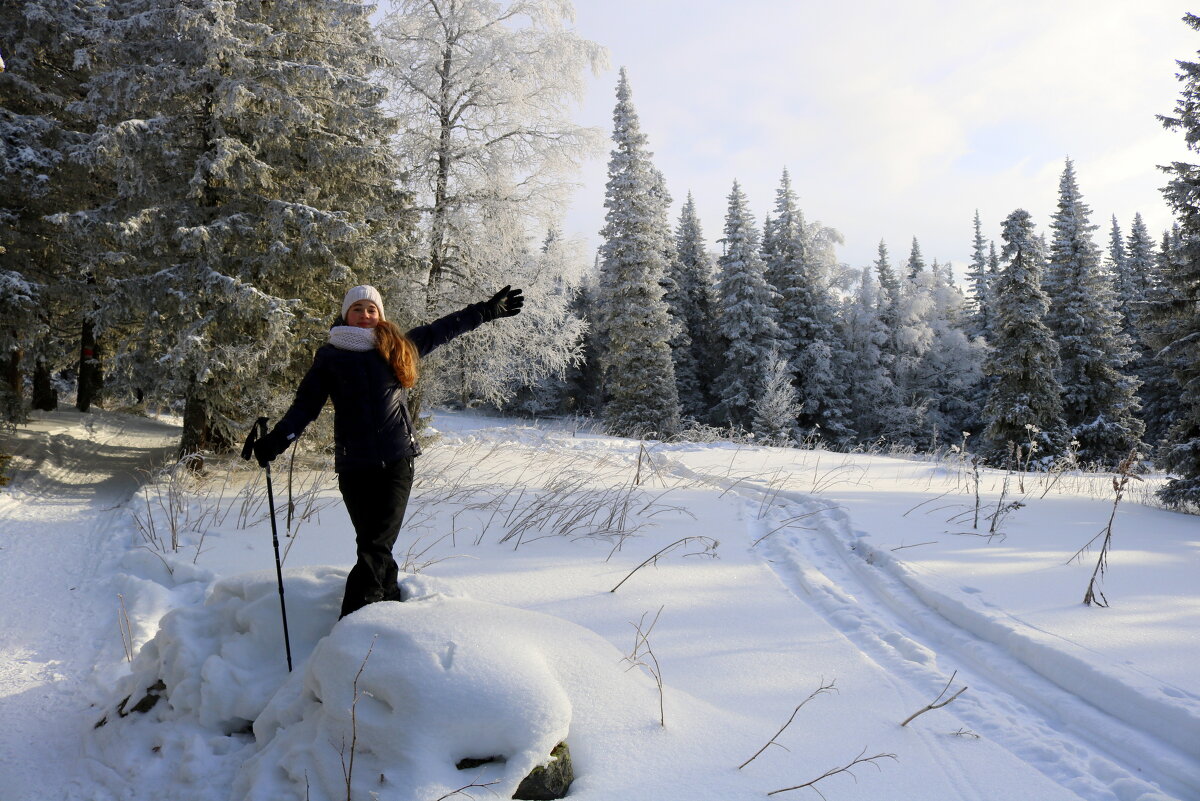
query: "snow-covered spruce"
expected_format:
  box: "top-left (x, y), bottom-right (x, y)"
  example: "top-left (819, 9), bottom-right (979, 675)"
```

top-left (596, 68), bottom-right (680, 437)
top-left (1044, 159), bottom-right (1144, 467)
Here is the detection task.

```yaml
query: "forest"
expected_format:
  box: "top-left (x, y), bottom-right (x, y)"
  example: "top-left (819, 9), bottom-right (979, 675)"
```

top-left (3, 1), bottom-right (1200, 508)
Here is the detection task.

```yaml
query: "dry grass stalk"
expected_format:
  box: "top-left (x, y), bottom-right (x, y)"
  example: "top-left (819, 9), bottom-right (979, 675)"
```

top-left (767, 747), bottom-right (898, 796)
top-left (623, 607), bottom-right (666, 727)
top-left (608, 536), bottom-right (719, 593)
top-left (738, 678), bottom-right (837, 770)
top-left (1070, 450), bottom-right (1141, 608)
top-left (900, 670), bottom-right (968, 727)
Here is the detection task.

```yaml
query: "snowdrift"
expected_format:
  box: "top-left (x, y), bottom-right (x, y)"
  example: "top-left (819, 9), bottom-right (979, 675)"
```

top-left (90, 569), bottom-right (656, 801)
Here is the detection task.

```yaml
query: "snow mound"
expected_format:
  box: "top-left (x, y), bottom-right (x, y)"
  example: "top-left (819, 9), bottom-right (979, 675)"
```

top-left (91, 568), bottom-right (650, 801)
top-left (236, 591), bottom-right (592, 801)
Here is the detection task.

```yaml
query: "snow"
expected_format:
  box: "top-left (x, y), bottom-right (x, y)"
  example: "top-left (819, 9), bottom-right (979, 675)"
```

top-left (1, 408), bottom-right (1198, 801)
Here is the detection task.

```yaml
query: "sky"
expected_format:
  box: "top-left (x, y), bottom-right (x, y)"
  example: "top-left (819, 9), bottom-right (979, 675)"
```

top-left (560, 0), bottom-right (1198, 273)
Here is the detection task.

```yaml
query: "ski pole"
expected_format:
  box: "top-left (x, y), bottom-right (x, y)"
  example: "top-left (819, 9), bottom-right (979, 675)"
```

top-left (242, 417), bottom-right (294, 672)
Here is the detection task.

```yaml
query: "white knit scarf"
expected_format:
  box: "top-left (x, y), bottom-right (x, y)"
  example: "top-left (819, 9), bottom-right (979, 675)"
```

top-left (328, 325), bottom-right (377, 352)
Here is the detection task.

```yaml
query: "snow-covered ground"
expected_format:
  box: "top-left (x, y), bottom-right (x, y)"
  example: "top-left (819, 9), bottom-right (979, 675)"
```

top-left (1, 409), bottom-right (1197, 801)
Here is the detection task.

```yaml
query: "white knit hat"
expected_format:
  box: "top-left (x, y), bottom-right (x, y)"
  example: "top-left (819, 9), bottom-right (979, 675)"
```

top-left (341, 285), bottom-right (385, 321)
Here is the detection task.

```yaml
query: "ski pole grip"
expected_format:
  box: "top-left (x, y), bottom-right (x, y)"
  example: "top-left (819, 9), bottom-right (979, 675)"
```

top-left (241, 416), bottom-right (270, 461)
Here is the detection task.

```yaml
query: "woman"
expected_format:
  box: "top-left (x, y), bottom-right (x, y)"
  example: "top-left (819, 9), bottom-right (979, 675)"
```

top-left (252, 284), bottom-right (524, 617)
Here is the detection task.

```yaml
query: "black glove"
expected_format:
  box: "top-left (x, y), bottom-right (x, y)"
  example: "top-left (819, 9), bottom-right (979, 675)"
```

top-left (251, 427), bottom-right (291, 467)
top-left (481, 285), bottom-right (524, 322)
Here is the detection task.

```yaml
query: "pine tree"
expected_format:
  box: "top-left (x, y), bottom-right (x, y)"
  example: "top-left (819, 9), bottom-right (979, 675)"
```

top-left (671, 193), bottom-right (717, 421)
top-left (982, 209), bottom-right (1067, 461)
top-left (74, 0), bottom-right (412, 454)
top-left (714, 181), bottom-right (778, 429)
top-left (1154, 19), bottom-right (1200, 504)
top-left (1043, 159), bottom-right (1143, 465)
top-left (596, 69), bottom-right (680, 438)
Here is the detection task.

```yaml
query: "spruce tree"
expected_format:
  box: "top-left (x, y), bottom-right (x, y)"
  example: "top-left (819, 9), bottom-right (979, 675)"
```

top-left (875, 240), bottom-right (901, 345)
top-left (74, 0), bottom-right (412, 454)
top-left (596, 69), bottom-right (680, 438)
top-left (1044, 159), bottom-right (1143, 465)
top-left (872, 240), bottom-right (903, 431)
top-left (965, 211), bottom-right (991, 340)
top-left (982, 209), bottom-right (1067, 461)
top-left (714, 181), bottom-right (778, 429)
top-left (761, 169), bottom-right (852, 443)
top-left (906, 237), bottom-right (927, 278)
top-left (1154, 17), bottom-right (1200, 504)
top-left (671, 193), bottom-right (717, 421)
top-left (1133, 221), bottom-right (1181, 447)
top-left (842, 265), bottom-right (897, 441)
top-left (0, 0), bottom-right (101, 418)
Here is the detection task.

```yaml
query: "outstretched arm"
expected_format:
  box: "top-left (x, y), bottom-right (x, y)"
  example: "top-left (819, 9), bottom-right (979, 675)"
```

top-left (407, 286), bottom-right (525, 357)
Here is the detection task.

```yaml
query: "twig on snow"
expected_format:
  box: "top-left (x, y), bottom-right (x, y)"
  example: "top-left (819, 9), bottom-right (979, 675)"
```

top-left (900, 670), bottom-right (968, 727)
top-left (767, 747), bottom-right (898, 796)
top-left (738, 678), bottom-right (837, 769)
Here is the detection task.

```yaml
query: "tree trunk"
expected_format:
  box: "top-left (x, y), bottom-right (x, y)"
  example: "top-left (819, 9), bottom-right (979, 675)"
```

top-left (1, 345), bottom-right (24, 423)
top-left (180, 389), bottom-right (236, 459)
top-left (76, 318), bottom-right (102, 412)
top-left (31, 354), bottom-right (57, 411)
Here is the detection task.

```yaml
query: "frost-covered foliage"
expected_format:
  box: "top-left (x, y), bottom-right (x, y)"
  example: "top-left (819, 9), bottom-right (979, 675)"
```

top-left (751, 351), bottom-right (801, 444)
top-left (762, 170), bottom-right (853, 445)
top-left (72, 0), bottom-right (412, 453)
top-left (905, 237), bottom-right (927, 278)
top-left (883, 261), bottom-right (979, 449)
top-left (982, 210), bottom-right (1066, 460)
top-left (425, 226), bottom-right (587, 412)
top-left (714, 181), bottom-right (777, 429)
top-left (1044, 160), bottom-right (1143, 466)
top-left (376, 0), bottom-right (603, 410)
top-left (596, 69), bottom-right (680, 437)
top-left (0, 0), bottom-right (99, 413)
top-left (378, 0), bottom-right (604, 291)
top-left (841, 266), bottom-right (898, 441)
top-left (1155, 18), bottom-right (1200, 505)
top-left (918, 264), bottom-right (985, 447)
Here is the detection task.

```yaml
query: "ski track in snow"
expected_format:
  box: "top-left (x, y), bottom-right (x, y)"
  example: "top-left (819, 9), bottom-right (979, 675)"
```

top-left (654, 450), bottom-right (1197, 801)
top-left (0, 410), bottom-right (179, 801)
top-left (2, 414), bottom-right (1198, 801)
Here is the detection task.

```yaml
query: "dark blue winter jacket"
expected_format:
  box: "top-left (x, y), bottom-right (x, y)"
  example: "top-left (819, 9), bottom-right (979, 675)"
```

top-left (275, 304), bottom-right (487, 471)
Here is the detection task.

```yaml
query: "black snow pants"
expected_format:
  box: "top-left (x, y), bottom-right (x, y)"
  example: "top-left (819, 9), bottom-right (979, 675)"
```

top-left (337, 457), bottom-right (415, 618)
